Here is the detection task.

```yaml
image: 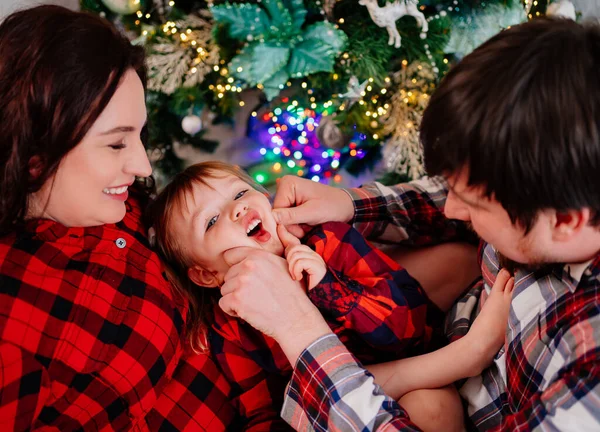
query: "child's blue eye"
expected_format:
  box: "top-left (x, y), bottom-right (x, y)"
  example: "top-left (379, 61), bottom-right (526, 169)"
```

top-left (207, 215), bottom-right (218, 231)
top-left (235, 189), bottom-right (248, 200)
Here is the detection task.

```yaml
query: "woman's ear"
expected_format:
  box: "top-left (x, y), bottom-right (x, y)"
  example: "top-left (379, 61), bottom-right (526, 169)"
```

top-left (187, 265), bottom-right (220, 288)
top-left (28, 155), bottom-right (44, 181)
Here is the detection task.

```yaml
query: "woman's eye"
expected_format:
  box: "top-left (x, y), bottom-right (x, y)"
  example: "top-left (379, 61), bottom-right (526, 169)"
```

top-left (207, 215), bottom-right (218, 231)
top-left (109, 143), bottom-right (126, 150)
top-left (235, 189), bottom-right (248, 200)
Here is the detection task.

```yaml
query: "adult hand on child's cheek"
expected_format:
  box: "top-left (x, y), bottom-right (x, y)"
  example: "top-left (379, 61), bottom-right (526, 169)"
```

top-left (221, 247), bottom-right (313, 337)
top-left (220, 247), bottom-right (331, 363)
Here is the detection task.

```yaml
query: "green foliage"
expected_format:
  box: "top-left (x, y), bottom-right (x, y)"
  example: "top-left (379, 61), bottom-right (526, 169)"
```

top-left (377, 170), bottom-right (411, 186)
top-left (446, 0), bottom-right (526, 56)
top-left (211, 0), bottom-right (347, 99)
top-left (82, 0), bottom-right (533, 180)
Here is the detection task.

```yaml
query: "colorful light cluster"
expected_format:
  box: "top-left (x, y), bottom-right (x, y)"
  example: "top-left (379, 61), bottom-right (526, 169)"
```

top-left (247, 97), bottom-right (369, 185)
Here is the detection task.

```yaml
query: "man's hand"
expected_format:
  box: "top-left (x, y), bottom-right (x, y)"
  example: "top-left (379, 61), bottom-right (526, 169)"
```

top-left (272, 176), bottom-right (355, 236)
top-left (220, 247), bottom-right (331, 363)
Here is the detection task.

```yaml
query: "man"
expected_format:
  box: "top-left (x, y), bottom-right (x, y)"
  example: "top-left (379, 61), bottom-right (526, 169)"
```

top-left (219, 17), bottom-right (600, 431)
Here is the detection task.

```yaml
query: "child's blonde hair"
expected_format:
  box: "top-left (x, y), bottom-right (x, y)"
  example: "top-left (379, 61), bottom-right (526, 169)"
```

top-left (147, 161), bottom-right (266, 352)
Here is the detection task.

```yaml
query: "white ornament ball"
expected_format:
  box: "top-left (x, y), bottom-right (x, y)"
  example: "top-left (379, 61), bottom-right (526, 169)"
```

top-left (182, 115), bottom-right (203, 135)
top-left (420, 32), bottom-right (427, 39)
top-left (316, 116), bottom-right (346, 149)
top-left (101, 0), bottom-right (139, 15)
top-left (546, 0), bottom-right (576, 20)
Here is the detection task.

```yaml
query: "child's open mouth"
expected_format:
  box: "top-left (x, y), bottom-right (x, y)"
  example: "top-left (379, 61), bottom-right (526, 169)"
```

top-left (246, 219), bottom-right (271, 243)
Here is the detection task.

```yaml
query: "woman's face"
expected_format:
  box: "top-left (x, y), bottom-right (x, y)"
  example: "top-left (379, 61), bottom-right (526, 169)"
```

top-left (29, 69), bottom-right (152, 227)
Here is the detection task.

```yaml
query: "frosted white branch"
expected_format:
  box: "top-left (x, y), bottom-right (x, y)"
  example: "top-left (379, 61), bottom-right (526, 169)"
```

top-left (380, 61), bottom-right (435, 179)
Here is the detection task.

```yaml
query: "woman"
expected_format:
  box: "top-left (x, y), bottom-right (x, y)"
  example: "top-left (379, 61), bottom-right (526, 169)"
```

top-left (0, 6), bottom-right (236, 430)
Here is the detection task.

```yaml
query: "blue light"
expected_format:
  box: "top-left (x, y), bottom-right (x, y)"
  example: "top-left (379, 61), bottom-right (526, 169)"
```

top-left (274, 108), bottom-right (282, 116)
top-left (268, 127), bottom-right (276, 135)
top-left (331, 160), bottom-right (340, 168)
top-left (294, 151), bottom-right (303, 159)
top-left (260, 148), bottom-right (267, 155)
top-left (311, 175), bottom-right (320, 182)
top-left (313, 164), bottom-right (321, 172)
top-left (273, 148), bottom-right (281, 155)
top-left (287, 160), bottom-right (296, 168)
top-left (322, 151), bottom-right (329, 158)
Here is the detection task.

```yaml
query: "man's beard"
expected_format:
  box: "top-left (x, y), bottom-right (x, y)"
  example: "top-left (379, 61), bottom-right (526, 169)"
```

top-left (496, 252), bottom-right (549, 274)
top-left (463, 223), bottom-right (550, 274)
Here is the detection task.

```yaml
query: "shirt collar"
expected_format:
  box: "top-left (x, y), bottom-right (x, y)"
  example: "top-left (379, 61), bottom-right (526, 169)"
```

top-left (21, 199), bottom-right (141, 246)
top-left (561, 257), bottom-right (598, 293)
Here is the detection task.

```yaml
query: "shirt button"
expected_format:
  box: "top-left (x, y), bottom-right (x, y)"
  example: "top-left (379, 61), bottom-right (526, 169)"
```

top-left (116, 238), bottom-right (127, 249)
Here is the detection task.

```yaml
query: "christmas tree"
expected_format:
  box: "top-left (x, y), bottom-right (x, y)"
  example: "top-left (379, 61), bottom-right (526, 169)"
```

top-left (82, 0), bottom-right (563, 188)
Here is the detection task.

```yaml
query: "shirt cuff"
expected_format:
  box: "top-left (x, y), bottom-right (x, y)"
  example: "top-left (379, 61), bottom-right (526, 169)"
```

top-left (343, 183), bottom-right (389, 236)
top-left (309, 269), bottom-right (361, 319)
top-left (282, 333), bottom-right (363, 425)
top-left (283, 334), bottom-right (409, 431)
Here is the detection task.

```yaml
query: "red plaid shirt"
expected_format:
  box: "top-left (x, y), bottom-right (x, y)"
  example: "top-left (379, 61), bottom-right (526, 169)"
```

top-left (209, 221), bottom-right (443, 430)
top-left (0, 192), bottom-right (238, 431)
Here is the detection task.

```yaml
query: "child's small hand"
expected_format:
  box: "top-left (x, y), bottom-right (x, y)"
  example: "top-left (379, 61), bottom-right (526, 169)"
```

top-left (466, 268), bottom-right (515, 375)
top-left (277, 224), bottom-right (327, 290)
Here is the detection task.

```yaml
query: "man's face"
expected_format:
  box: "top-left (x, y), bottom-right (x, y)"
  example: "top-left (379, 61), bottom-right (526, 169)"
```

top-left (444, 169), bottom-right (552, 270)
top-left (171, 173), bottom-right (284, 286)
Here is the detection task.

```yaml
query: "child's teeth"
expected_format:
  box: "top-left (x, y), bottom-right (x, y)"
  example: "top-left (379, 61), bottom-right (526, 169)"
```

top-left (246, 219), bottom-right (261, 234)
top-left (103, 186), bottom-right (128, 195)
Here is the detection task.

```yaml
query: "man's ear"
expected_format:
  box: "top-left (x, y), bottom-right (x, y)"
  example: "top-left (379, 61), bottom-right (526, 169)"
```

top-left (552, 208), bottom-right (590, 242)
top-left (187, 265), bottom-right (220, 288)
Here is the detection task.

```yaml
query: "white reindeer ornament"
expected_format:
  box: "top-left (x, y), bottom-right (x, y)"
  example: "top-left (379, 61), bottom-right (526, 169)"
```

top-left (359, 0), bottom-right (428, 48)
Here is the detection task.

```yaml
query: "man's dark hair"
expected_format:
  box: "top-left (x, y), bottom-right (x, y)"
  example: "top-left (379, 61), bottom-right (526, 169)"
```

top-left (421, 17), bottom-right (600, 231)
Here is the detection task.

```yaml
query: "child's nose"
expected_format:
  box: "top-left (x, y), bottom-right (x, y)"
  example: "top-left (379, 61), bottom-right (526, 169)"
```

top-left (232, 202), bottom-right (248, 220)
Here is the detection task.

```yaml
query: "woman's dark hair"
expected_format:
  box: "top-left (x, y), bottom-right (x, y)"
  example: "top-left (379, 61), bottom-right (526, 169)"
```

top-left (0, 5), bottom-right (148, 235)
top-left (421, 17), bottom-right (600, 232)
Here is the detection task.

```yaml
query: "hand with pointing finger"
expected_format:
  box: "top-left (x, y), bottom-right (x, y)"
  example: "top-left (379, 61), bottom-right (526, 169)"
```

top-left (272, 176), bottom-right (355, 236)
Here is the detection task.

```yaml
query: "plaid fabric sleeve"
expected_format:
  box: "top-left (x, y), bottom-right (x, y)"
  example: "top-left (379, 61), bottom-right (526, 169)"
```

top-left (345, 176), bottom-right (473, 246)
top-left (498, 313), bottom-right (600, 431)
top-left (306, 222), bottom-right (442, 353)
top-left (145, 349), bottom-right (240, 431)
top-left (282, 334), bottom-right (420, 431)
top-left (210, 310), bottom-right (293, 431)
top-left (0, 343), bottom-right (51, 431)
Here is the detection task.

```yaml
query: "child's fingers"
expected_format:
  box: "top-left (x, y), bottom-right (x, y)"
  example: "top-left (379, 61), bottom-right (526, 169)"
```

top-left (505, 277), bottom-right (515, 297)
top-left (277, 224), bottom-right (301, 249)
top-left (290, 259), bottom-right (312, 281)
top-left (288, 251), bottom-right (321, 278)
top-left (285, 244), bottom-right (311, 258)
top-left (492, 268), bottom-right (511, 293)
top-left (286, 245), bottom-right (317, 263)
